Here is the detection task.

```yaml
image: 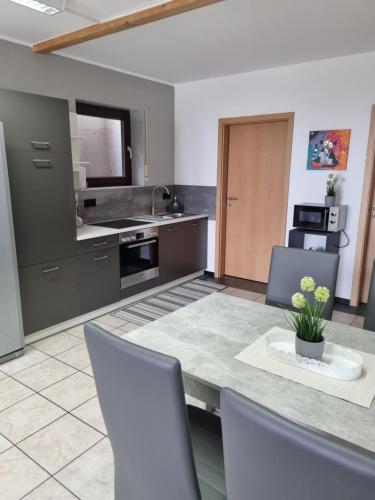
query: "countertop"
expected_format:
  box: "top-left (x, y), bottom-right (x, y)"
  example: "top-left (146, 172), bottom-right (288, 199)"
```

top-left (125, 292), bottom-right (375, 455)
top-left (76, 213), bottom-right (209, 241)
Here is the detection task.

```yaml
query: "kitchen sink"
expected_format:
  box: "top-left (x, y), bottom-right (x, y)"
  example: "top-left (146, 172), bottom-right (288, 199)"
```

top-left (132, 213), bottom-right (193, 222)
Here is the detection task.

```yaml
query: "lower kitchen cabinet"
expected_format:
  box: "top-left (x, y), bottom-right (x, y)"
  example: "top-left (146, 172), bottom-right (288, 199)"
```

top-left (78, 247), bottom-right (120, 314)
top-left (19, 257), bottom-right (80, 335)
top-left (159, 218), bottom-right (208, 285)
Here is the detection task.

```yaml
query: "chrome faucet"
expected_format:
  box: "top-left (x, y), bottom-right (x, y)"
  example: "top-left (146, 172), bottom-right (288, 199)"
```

top-left (151, 185), bottom-right (170, 216)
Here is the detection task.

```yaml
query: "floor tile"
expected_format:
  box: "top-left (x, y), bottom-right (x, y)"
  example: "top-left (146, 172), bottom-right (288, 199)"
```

top-left (56, 438), bottom-right (114, 500)
top-left (96, 314), bottom-right (127, 328)
top-left (55, 343), bottom-right (91, 370)
top-left (110, 328), bottom-right (126, 337)
top-left (0, 378), bottom-right (34, 412)
top-left (255, 294), bottom-right (266, 304)
top-left (13, 358), bottom-right (76, 392)
top-left (0, 434), bottom-right (12, 454)
top-left (221, 287), bottom-right (263, 302)
top-left (82, 365), bottom-right (93, 377)
top-left (0, 347), bottom-right (48, 376)
top-left (90, 320), bottom-right (116, 332)
top-left (0, 447), bottom-right (48, 499)
top-left (40, 372), bottom-right (96, 412)
top-left (64, 324), bottom-right (85, 340)
top-left (72, 397), bottom-right (107, 435)
top-left (19, 414), bottom-right (102, 475)
top-left (24, 478), bottom-right (77, 499)
top-left (352, 316), bottom-right (365, 329)
top-left (0, 394), bottom-right (65, 443)
top-left (332, 310), bottom-right (357, 326)
top-left (32, 333), bottom-right (83, 356)
top-left (118, 322), bottom-right (139, 333)
top-left (0, 371), bottom-right (7, 381)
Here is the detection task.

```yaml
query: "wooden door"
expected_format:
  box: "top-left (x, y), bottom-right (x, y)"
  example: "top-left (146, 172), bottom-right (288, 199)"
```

top-left (361, 183), bottom-right (375, 302)
top-left (224, 120), bottom-right (290, 282)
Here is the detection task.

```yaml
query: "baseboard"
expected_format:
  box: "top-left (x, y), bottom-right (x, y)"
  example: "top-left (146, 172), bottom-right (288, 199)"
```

top-left (334, 297), bottom-right (350, 305)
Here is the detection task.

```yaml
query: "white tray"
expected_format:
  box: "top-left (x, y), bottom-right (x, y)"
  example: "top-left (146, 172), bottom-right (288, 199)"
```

top-left (266, 328), bottom-right (363, 381)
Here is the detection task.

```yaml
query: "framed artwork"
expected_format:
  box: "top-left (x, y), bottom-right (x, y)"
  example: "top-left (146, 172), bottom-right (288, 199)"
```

top-left (306, 129), bottom-right (351, 171)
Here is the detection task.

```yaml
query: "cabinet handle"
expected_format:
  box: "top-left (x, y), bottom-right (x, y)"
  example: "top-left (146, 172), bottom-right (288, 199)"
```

top-left (94, 255), bottom-right (108, 261)
top-left (167, 227), bottom-right (178, 232)
top-left (42, 266), bottom-right (60, 273)
top-left (93, 241), bottom-right (108, 247)
top-left (192, 223), bottom-right (201, 227)
top-left (32, 159), bottom-right (52, 168)
top-left (31, 141), bottom-right (50, 150)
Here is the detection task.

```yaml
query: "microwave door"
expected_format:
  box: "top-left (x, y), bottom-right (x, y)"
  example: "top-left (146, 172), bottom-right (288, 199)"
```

top-left (294, 206), bottom-right (328, 231)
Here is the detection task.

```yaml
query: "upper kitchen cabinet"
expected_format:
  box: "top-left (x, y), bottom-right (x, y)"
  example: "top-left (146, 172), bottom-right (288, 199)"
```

top-left (0, 88), bottom-right (71, 153)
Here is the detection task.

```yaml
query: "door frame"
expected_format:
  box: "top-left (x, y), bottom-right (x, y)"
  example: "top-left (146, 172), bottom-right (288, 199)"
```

top-left (351, 105), bottom-right (375, 306)
top-left (215, 112), bottom-right (295, 278)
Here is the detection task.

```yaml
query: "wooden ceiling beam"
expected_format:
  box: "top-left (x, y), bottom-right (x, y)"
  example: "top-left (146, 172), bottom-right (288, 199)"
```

top-left (33, 0), bottom-right (224, 54)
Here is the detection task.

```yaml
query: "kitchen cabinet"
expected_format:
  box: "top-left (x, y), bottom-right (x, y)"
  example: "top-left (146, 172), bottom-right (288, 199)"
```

top-left (0, 89), bottom-right (71, 153)
top-left (78, 247), bottom-right (120, 314)
top-left (77, 234), bottom-right (118, 255)
top-left (7, 150), bottom-right (77, 267)
top-left (19, 257), bottom-right (80, 335)
top-left (159, 218), bottom-right (208, 285)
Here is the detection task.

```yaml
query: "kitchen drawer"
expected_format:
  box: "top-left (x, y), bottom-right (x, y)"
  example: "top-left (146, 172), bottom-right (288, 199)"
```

top-left (79, 247), bottom-right (120, 314)
top-left (19, 257), bottom-right (80, 335)
top-left (0, 89), bottom-right (71, 153)
top-left (7, 150), bottom-right (77, 267)
top-left (78, 234), bottom-right (119, 255)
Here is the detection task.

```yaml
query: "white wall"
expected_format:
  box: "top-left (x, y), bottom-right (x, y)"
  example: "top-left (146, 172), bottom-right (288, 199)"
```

top-left (175, 51), bottom-right (375, 299)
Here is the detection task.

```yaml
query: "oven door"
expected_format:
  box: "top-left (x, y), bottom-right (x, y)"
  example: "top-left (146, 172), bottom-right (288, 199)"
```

top-left (293, 205), bottom-right (329, 231)
top-left (120, 237), bottom-right (159, 289)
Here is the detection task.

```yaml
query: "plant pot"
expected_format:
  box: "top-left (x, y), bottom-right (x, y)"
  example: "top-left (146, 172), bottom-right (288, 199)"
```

top-left (325, 195), bottom-right (336, 207)
top-left (295, 336), bottom-right (325, 360)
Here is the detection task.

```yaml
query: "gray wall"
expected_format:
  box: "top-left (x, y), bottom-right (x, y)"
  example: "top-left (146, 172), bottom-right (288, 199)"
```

top-left (0, 39), bottom-right (174, 186)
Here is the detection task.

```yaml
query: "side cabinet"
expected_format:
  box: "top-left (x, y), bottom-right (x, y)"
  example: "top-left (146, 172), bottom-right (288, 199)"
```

top-left (159, 218), bottom-right (208, 285)
top-left (19, 257), bottom-right (80, 335)
top-left (78, 237), bottom-right (120, 314)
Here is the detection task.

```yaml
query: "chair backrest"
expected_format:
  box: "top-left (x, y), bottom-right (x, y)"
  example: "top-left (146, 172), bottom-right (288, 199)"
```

top-left (266, 246), bottom-right (340, 320)
top-left (84, 322), bottom-right (201, 500)
top-left (221, 388), bottom-right (375, 500)
top-left (364, 260), bottom-right (375, 331)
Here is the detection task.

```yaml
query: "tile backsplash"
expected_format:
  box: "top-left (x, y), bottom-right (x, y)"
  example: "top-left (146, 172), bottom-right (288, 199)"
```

top-left (78, 185), bottom-right (216, 223)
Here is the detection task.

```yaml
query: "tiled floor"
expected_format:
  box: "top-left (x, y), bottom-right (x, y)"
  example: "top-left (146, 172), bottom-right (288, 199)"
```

top-left (0, 285), bottom-right (366, 499)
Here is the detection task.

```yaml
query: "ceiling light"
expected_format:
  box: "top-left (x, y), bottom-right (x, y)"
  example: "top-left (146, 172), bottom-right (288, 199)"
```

top-left (9, 0), bottom-right (65, 15)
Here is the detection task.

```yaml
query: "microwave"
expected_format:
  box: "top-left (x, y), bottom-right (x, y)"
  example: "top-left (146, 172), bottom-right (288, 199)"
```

top-left (293, 203), bottom-right (348, 232)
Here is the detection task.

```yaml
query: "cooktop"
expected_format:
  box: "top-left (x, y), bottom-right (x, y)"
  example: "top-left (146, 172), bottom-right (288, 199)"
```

top-left (91, 219), bottom-right (153, 229)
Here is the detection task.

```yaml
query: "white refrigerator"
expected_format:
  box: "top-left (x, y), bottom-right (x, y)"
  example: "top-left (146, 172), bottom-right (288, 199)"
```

top-left (0, 123), bottom-right (24, 362)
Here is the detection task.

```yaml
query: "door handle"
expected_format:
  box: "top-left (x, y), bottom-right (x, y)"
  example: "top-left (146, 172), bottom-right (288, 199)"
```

top-left (227, 197), bottom-right (239, 201)
top-left (42, 266), bottom-right (60, 274)
top-left (32, 159), bottom-right (52, 168)
top-left (94, 255), bottom-right (108, 261)
top-left (31, 141), bottom-right (50, 150)
top-left (372, 206), bottom-right (375, 218)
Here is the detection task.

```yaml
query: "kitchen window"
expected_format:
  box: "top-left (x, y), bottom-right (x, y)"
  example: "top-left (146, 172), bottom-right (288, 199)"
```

top-left (76, 101), bottom-right (132, 187)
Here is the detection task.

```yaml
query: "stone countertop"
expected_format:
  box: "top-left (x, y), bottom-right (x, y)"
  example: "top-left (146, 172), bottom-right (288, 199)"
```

top-left (76, 213), bottom-right (208, 241)
top-left (124, 292), bottom-right (375, 455)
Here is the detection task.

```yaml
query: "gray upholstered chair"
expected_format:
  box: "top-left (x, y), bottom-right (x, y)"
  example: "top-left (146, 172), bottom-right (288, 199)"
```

top-left (364, 260), bottom-right (375, 331)
top-left (266, 246), bottom-right (340, 320)
top-left (84, 322), bottom-right (226, 500)
top-left (221, 388), bottom-right (375, 500)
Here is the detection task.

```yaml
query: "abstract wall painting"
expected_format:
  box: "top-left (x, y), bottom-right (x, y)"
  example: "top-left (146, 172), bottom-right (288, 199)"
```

top-left (306, 129), bottom-right (351, 171)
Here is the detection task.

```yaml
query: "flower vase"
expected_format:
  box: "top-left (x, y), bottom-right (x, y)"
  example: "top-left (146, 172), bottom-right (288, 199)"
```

top-left (325, 195), bottom-right (336, 207)
top-left (295, 336), bottom-right (325, 360)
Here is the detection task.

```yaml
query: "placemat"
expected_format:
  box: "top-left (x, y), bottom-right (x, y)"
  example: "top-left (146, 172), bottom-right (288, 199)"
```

top-left (235, 330), bottom-right (375, 408)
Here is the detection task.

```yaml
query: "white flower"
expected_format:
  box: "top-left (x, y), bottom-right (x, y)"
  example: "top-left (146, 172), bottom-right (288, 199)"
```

top-left (292, 293), bottom-right (306, 309)
top-left (300, 276), bottom-right (316, 293)
top-left (315, 286), bottom-right (330, 303)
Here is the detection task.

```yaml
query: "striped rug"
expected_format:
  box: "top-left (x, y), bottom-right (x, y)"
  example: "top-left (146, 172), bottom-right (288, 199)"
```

top-left (112, 278), bottom-right (226, 325)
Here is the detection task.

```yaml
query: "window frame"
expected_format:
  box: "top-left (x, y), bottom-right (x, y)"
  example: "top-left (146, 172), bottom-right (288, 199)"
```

top-left (76, 101), bottom-right (132, 187)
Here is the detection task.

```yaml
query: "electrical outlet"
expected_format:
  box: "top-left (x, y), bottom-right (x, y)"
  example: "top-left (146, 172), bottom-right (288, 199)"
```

top-left (84, 198), bottom-right (96, 208)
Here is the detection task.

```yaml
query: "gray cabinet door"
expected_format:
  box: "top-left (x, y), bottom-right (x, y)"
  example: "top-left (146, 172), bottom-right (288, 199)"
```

top-left (79, 247), bottom-right (120, 314)
top-left (7, 150), bottom-right (76, 267)
top-left (78, 234), bottom-right (118, 255)
top-left (19, 257), bottom-right (80, 335)
top-left (0, 89), bottom-right (71, 153)
top-left (184, 218), bottom-right (208, 274)
top-left (159, 223), bottom-right (186, 285)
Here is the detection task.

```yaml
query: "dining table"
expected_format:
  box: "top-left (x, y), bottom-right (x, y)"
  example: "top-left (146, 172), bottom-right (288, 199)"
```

top-left (124, 291), bottom-right (375, 455)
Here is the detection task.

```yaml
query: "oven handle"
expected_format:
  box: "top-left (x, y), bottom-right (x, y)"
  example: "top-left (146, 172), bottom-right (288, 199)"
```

top-left (323, 208), bottom-right (329, 230)
top-left (126, 239), bottom-right (158, 249)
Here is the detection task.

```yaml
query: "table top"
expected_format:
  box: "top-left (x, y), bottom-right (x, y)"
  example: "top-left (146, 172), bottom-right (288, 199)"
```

top-left (125, 292), bottom-right (375, 454)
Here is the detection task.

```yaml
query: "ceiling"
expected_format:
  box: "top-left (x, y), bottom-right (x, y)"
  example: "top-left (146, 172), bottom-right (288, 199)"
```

top-left (1, 0), bottom-right (375, 84)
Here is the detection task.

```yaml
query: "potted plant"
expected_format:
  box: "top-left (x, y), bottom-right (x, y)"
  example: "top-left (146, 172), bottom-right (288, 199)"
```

top-left (286, 277), bottom-right (330, 360)
top-left (325, 173), bottom-right (339, 207)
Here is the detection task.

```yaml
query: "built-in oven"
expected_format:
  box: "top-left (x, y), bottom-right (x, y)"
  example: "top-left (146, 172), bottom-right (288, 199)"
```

top-left (293, 203), bottom-right (348, 232)
top-left (119, 227), bottom-right (159, 289)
